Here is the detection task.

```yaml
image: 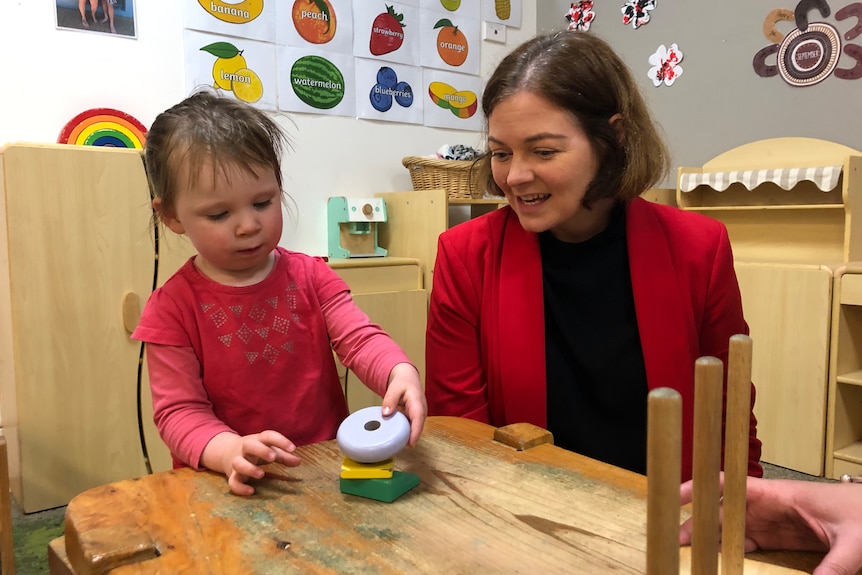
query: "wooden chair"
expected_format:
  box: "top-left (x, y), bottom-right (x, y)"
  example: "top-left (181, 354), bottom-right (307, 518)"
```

top-left (0, 434), bottom-right (16, 574)
top-left (647, 335), bottom-right (753, 575)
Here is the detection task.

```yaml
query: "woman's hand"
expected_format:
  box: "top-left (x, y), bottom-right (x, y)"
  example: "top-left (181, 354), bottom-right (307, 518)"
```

top-left (679, 475), bottom-right (862, 575)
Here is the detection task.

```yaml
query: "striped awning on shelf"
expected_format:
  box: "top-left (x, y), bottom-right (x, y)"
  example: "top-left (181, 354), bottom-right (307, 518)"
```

top-left (679, 165), bottom-right (843, 193)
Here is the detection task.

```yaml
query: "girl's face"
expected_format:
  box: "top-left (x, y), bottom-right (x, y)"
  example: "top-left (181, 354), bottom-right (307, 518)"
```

top-left (487, 91), bottom-right (614, 243)
top-left (159, 160), bottom-right (283, 286)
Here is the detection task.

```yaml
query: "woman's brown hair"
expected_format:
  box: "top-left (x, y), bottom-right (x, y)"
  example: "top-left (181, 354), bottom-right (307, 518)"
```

top-left (477, 31), bottom-right (670, 205)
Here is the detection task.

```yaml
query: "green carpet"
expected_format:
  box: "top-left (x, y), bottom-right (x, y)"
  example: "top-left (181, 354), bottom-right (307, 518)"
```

top-left (11, 503), bottom-right (65, 575)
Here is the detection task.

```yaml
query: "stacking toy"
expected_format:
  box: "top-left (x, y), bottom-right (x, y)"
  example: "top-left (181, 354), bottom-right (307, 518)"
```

top-left (335, 406), bottom-right (419, 502)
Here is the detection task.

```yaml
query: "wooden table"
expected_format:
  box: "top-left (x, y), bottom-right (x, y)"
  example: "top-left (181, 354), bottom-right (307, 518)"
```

top-left (52, 417), bottom-right (823, 574)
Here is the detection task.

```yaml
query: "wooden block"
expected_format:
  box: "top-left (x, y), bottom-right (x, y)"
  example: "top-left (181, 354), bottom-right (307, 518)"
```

top-left (340, 457), bottom-right (394, 479)
top-left (493, 423), bottom-right (554, 451)
top-left (340, 471), bottom-right (420, 503)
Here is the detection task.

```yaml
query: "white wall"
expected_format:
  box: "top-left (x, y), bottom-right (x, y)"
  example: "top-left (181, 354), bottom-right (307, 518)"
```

top-left (0, 0), bottom-right (537, 257)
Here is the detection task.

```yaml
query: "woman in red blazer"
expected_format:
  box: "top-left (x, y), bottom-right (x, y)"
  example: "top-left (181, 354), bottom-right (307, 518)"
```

top-left (425, 31), bottom-right (762, 483)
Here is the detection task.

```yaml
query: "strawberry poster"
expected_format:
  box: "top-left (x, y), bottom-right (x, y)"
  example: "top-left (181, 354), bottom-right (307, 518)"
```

top-left (275, 0), bottom-right (354, 55)
top-left (354, 59), bottom-right (424, 124)
top-left (481, 0), bottom-right (521, 27)
top-left (353, 2), bottom-right (420, 65)
top-left (183, 30), bottom-right (278, 111)
top-left (277, 46), bottom-right (356, 117)
top-left (419, 0), bottom-right (481, 20)
top-left (419, 9), bottom-right (480, 75)
top-left (182, 0), bottom-right (276, 42)
top-left (422, 68), bottom-right (482, 131)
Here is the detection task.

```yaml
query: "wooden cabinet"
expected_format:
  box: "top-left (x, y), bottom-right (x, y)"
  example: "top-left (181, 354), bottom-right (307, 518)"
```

top-left (826, 266), bottom-right (862, 479)
top-left (329, 258), bottom-right (427, 412)
top-left (0, 143), bottom-right (192, 512)
top-left (677, 137), bottom-right (862, 476)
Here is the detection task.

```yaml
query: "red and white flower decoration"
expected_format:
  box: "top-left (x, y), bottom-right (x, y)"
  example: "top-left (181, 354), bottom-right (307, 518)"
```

top-left (648, 43), bottom-right (683, 87)
top-left (621, 0), bottom-right (656, 29)
top-left (566, 2), bottom-right (596, 32)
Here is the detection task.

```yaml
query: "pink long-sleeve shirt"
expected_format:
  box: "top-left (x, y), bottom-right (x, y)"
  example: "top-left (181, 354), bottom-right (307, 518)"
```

top-left (133, 247), bottom-right (410, 469)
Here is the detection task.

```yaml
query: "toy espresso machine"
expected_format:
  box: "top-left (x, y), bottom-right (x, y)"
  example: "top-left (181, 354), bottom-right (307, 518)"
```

top-left (327, 197), bottom-right (388, 258)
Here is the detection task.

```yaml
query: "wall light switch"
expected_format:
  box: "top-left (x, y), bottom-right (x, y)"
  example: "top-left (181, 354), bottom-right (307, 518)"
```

top-left (482, 21), bottom-right (506, 44)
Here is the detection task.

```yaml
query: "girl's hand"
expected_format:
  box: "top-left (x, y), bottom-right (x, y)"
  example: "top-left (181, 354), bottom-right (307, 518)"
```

top-left (381, 362), bottom-right (427, 446)
top-left (204, 430), bottom-right (301, 496)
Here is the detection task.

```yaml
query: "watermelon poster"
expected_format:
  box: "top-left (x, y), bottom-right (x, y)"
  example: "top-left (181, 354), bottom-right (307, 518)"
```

top-left (182, 0), bottom-right (276, 42)
top-left (354, 58), bottom-right (423, 124)
top-left (183, 29), bottom-right (278, 111)
top-left (353, 2), bottom-right (420, 66)
top-left (275, 0), bottom-right (354, 55)
top-left (422, 67), bottom-right (482, 131)
top-left (277, 46), bottom-right (356, 117)
top-left (419, 9), bottom-right (480, 75)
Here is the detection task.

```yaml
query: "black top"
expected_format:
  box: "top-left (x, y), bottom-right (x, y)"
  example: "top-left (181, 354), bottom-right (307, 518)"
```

top-left (540, 203), bottom-right (649, 474)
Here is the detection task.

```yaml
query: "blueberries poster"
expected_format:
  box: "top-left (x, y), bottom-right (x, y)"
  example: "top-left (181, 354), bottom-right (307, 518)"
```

top-left (355, 58), bottom-right (423, 124)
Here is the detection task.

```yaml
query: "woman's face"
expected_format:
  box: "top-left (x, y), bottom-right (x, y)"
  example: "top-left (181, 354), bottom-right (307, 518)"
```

top-left (487, 91), bottom-right (613, 243)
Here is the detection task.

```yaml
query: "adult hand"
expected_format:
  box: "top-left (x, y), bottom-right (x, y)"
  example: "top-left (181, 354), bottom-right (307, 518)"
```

top-left (679, 475), bottom-right (862, 575)
top-left (381, 362), bottom-right (427, 446)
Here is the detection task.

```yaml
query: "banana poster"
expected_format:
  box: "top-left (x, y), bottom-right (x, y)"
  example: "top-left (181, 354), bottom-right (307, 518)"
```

top-left (183, 0), bottom-right (521, 130)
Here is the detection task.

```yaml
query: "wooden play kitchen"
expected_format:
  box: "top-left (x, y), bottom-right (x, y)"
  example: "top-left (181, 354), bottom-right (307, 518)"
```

top-left (49, 416), bottom-right (821, 575)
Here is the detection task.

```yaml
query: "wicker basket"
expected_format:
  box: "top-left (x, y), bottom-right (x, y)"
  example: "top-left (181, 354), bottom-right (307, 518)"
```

top-left (402, 156), bottom-right (483, 200)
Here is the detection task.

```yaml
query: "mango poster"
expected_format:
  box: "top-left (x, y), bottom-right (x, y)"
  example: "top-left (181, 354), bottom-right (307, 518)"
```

top-left (419, 9), bottom-right (480, 75)
top-left (275, 0), bottom-right (354, 55)
top-left (422, 68), bottom-right (482, 131)
top-left (353, 2), bottom-right (421, 66)
top-left (184, 29), bottom-right (278, 111)
top-left (278, 46), bottom-right (356, 117)
top-left (183, 0), bottom-right (276, 42)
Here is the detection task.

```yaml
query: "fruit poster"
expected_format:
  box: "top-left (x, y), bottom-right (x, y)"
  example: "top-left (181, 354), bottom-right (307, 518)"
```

top-left (482, 0), bottom-right (521, 27)
top-left (354, 59), bottom-right (423, 124)
top-left (422, 68), bottom-right (482, 131)
top-left (353, 2), bottom-right (420, 66)
top-left (182, 0), bottom-right (488, 130)
top-left (420, 0), bottom-right (481, 20)
top-left (184, 30), bottom-right (278, 111)
top-left (419, 10), bottom-right (480, 75)
top-left (275, 0), bottom-right (354, 55)
top-left (182, 0), bottom-right (276, 42)
top-left (277, 47), bottom-right (356, 117)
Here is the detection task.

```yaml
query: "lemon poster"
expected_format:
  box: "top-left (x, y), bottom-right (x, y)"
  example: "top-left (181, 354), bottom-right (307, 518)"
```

top-left (419, 10), bottom-right (480, 75)
top-left (184, 30), bottom-right (278, 111)
top-left (182, 0), bottom-right (276, 42)
top-left (352, 2), bottom-right (420, 66)
top-left (422, 68), bottom-right (482, 131)
top-left (278, 47), bottom-right (356, 117)
top-left (275, 0), bottom-right (354, 56)
top-left (354, 58), bottom-right (423, 124)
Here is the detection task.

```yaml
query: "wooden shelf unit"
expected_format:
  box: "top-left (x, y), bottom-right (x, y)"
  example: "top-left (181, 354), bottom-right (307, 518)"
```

top-left (827, 266), bottom-right (862, 478)
top-left (677, 138), bottom-right (862, 476)
top-left (327, 257), bottom-right (427, 413)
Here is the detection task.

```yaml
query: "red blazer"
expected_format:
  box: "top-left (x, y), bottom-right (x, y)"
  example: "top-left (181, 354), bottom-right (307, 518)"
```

top-left (425, 198), bottom-right (762, 482)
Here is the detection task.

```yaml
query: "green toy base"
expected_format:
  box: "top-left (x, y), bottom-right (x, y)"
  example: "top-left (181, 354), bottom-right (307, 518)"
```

top-left (340, 471), bottom-right (420, 503)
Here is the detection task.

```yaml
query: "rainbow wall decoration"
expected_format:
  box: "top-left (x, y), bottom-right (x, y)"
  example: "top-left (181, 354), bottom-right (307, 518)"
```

top-left (58, 108), bottom-right (148, 149)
